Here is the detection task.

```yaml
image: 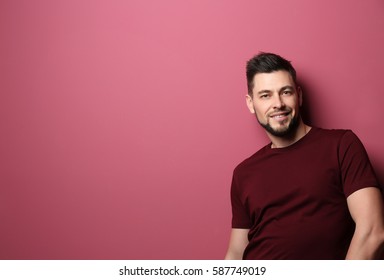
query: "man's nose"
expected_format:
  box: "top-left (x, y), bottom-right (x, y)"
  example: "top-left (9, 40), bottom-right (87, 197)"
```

top-left (272, 94), bottom-right (285, 109)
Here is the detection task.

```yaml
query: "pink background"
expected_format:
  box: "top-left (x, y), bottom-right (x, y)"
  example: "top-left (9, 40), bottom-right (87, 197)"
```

top-left (1, 0), bottom-right (383, 259)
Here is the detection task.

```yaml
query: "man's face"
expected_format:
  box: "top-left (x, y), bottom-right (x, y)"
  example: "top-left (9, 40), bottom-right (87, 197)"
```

top-left (246, 70), bottom-right (302, 137)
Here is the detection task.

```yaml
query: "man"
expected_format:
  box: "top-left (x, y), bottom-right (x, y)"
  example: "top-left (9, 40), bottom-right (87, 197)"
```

top-left (225, 52), bottom-right (384, 260)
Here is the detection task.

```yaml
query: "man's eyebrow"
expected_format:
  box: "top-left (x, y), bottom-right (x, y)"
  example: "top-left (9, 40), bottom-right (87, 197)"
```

top-left (279, 85), bottom-right (295, 91)
top-left (256, 89), bottom-right (272, 95)
top-left (256, 86), bottom-right (295, 95)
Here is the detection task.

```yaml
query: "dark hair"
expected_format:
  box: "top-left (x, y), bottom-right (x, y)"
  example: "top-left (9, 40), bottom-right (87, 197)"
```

top-left (246, 52), bottom-right (297, 95)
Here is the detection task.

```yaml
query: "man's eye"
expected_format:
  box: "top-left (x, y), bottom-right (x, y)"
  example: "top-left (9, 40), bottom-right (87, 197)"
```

top-left (283, 91), bottom-right (292, 95)
top-left (260, 94), bottom-right (269, 99)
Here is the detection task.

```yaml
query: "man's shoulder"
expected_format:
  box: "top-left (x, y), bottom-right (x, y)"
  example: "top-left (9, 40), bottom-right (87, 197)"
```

top-left (303, 127), bottom-right (364, 155)
top-left (313, 126), bottom-right (351, 136)
top-left (313, 127), bottom-right (356, 142)
top-left (233, 144), bottom-right (270, 174)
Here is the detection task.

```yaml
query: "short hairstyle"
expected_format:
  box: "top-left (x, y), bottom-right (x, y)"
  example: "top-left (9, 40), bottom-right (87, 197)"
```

top-left (246, 52), bottom-right (297, 95)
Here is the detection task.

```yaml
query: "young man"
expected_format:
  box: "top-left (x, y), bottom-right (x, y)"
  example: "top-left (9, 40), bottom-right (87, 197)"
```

top-left (225, 52), bottom-right (384, 260)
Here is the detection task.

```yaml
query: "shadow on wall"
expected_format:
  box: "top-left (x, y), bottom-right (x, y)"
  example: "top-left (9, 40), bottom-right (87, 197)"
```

top-left (371, 154), bottom-right (384, 193)
top-left (298, 78), bottom-right (319, 128)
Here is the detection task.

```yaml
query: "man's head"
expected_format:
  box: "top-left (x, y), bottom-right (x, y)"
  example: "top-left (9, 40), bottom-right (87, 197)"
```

top-left (245, 52), bottom-right (302, 137)
top-left (246, 52), bottom-right (297, 96)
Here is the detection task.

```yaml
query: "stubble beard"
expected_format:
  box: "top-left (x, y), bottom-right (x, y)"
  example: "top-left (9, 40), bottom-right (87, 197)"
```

top-left (256, 112), bottom-right (300, 137)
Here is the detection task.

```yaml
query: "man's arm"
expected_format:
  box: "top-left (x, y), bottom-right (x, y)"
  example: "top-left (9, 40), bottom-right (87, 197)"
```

top-left (346, 187), bottom-right (384, 259)
top-left (224, 228), bottom-right (249, 260)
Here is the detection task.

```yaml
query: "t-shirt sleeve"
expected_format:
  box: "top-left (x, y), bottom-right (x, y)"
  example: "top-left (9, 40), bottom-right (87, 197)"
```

top-left (338, 130), bottom-right (379, 197)
top-left (230, 173), bottom-right (251, 229)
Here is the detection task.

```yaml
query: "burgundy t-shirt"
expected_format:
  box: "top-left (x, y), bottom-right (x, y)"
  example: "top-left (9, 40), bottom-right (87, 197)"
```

top-left (231, 127), bottom-right (379, 259)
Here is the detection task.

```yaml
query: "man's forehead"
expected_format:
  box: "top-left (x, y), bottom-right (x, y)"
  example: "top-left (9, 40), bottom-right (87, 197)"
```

top-left (253, 70), bottom-right (295, 89)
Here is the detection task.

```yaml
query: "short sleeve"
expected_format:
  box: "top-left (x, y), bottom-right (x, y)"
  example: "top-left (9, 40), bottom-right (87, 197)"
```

top-left (338, 130), bottom-right (379, 197)
top-left (230, 173), bottom-right (252, 229)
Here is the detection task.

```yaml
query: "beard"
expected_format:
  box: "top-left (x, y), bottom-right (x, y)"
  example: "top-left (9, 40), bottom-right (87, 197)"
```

top-left (256, 112), bottom-right (300, 137)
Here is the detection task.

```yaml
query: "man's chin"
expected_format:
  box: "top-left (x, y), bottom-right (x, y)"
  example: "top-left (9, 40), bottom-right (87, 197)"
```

top-left (265, 126), bottom-right (291, 137)
top-left (258, 120), bottom-right (299, 137)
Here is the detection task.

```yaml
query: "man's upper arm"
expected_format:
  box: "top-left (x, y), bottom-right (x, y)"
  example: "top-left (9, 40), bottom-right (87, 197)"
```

top-left (347, 187), bottom-right (384, 228)
top-left (346, 187), bottom-right (384, 259)
top-left (225, 228), bottom-right (249, 260)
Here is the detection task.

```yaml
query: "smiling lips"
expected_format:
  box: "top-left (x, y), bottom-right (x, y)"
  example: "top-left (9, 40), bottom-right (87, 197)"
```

top-left (269, 111), bottom-right (290, 120)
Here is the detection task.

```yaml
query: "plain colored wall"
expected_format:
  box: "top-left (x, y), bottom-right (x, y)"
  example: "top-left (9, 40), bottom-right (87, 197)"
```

top-left (1, 0), bottom-right (383, 259)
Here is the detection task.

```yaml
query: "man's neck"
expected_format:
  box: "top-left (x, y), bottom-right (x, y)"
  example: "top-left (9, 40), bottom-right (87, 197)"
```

top-left (268, 121), bottom-right (311, 149)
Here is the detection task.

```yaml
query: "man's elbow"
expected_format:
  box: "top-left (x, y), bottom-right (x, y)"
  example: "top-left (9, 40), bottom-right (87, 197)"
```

top-left (363, 227), bottom-right (384, 259)
top-left (224, 250), bottom-right (243, 260)
top-left (374, 230), bottom-right (384, 258)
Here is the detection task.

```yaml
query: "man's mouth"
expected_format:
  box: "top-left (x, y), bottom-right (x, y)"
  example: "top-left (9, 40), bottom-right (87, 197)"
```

top-left (269, 111), bottom-right (290, 119)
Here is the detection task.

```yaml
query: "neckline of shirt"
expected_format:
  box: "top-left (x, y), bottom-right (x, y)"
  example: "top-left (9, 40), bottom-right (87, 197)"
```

top-left (266, 126), bottom-right (319, 153)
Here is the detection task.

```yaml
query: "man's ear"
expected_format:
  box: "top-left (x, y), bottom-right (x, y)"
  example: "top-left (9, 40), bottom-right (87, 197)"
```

top-left (297, 86), bottom-right (303, 106)
top-left (246, 94), bottom-right (255, 114)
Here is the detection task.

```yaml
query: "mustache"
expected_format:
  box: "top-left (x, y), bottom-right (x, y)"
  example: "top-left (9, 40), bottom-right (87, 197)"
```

top-left (268, 109), bottom-right (291, 116)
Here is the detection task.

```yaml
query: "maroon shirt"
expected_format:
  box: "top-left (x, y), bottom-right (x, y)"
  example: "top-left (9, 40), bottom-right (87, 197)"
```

top-left (231, 127), bottom-right (379, 259)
